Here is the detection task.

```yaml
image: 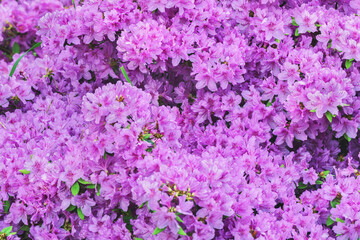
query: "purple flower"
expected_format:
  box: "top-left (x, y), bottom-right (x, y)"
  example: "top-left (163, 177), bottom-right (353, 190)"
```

top-left (273, 113), bottom-right (309, 148)
top-left (6, 201), bottom-right (35, 225)
top-left (301, 168), bottom-right (318, 185)
top-left (194, 67), bottom-right (217, 92)
top-left (306, 90), bottom-right (345, 119)
top-left (154, 207), bottom-right (179, 234)
top-left (72, 192), bottom-right (96, 216)
top-left (294, 10), bottom-right (317, 34)
top-left (333, 221), bottom-right (360, 240)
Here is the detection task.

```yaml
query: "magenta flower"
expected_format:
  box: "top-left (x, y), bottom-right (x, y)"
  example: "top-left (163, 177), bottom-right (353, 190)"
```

top-left (306, 91), bottom-right (344, 119)
top-left (73, 192), bottom-right (96, 216)
top-left (6, 201), bottom-right (35, 225)
top-left (261, 15), bottom-right (285, 41)
top-left (193, 222), bottom-right (215, 240)
top-left (194, 68), bottom-right (217, 92)
top-left (147, 0), bottom-right (169, 12)
top-left (301, 168), bottom-right (318, 185)
top-left (154, 207), bottom-right (179, 234)
top-left (2, 0), bottom-right (360, 239)
top-left (273, 113), bottom-right (309, 148)
top-left (343, 39), bottom-right (360, 61)
top-left (294, 10), bottom-right (317, 34)
top-left (333, 221), bottom-right (360, 240)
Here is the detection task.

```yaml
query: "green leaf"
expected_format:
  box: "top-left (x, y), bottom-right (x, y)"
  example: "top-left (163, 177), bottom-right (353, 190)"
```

top-left (327, 40), bottom-right (332, 49)
top-left (266, 100), bottom-right (272, 107)
top-left (275, 39), bottom-right (280, 43)
top-left (315, 180), bottom-right (323, 185)
top-left (77, 207), bottom-right (85, 220)
top-left (19, 169), bottom-right (30, 174)
top-left (144, 139), bottom-right (155, 145)
top-left (78, 178), bottom-right (92, 185)
top-left (315, 23), bottom-right (321, 27)
top-left (326, 215), bottom-right (335, 226)
top-left (9, 42), bottom-right (41, 77)
top-left (344, 133), bottom-right (351, 142)
top-left (331, 198), bottom-right (341, 208)
top-left (12, 43), bottom-right (20, 54)
top-left (103, 152), bottom-right (107, 160)
top-left (336, 234), bottom-right (342, 236)
top-left (178, 227), bottom-right (187, 236)
top-left (295, 28), bottom-right (299, 36)
top-left (1, 226), bottom-right (12, 234)
top-left (8, 232), bottom-right (16, 236)
top-left (139, 202), bottom-right (146, 208)
top-left (120, 66), bottom-right (133, 86)
top-left (297, 182), bottom-right (308, 189)
top-left (291, 17), bottom-right (299, 26)
top-left (176, 215), bottom-right (184, 223)
top-left (134, 238), bottom-right (143, 240)
top-left (71, 182), bottom-right (80, 196)
top-left (3, 201), bottom-right (10, 213)
top-left (280, 164), bottom-right (285, 168)
top-left (143, 134), bottom-right (152, 140)
top-left (336, 217), bottom-right (345, 223)
top-left (96, 184), bottom-right (101, 196)
top-left (325, 111), bottom-right (333, 123)
top-left (310, 109), bottom-right (317, 112)
top-left (319, 170), bottom-right (330, 178)
top-left (66, 205), bottom-right (76, 212)
top-left (86, 184), bottom-right (96, 189)
top-left (345, 59), bottom-right (354, 69)
top-left (72, 0), bottom-right (76, 8)
top-left (20, 225), bottom-right (30, 232)
top-left (153, 227), bottom-right (166, 235)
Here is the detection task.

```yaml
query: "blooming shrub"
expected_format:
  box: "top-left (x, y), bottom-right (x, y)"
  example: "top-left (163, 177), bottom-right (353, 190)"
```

top-left (1, 0), bottom-right (360, 239)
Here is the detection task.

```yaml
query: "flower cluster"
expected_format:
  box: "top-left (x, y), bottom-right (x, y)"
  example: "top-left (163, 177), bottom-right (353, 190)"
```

top-left (1, 0), bottom-right (360, 239)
